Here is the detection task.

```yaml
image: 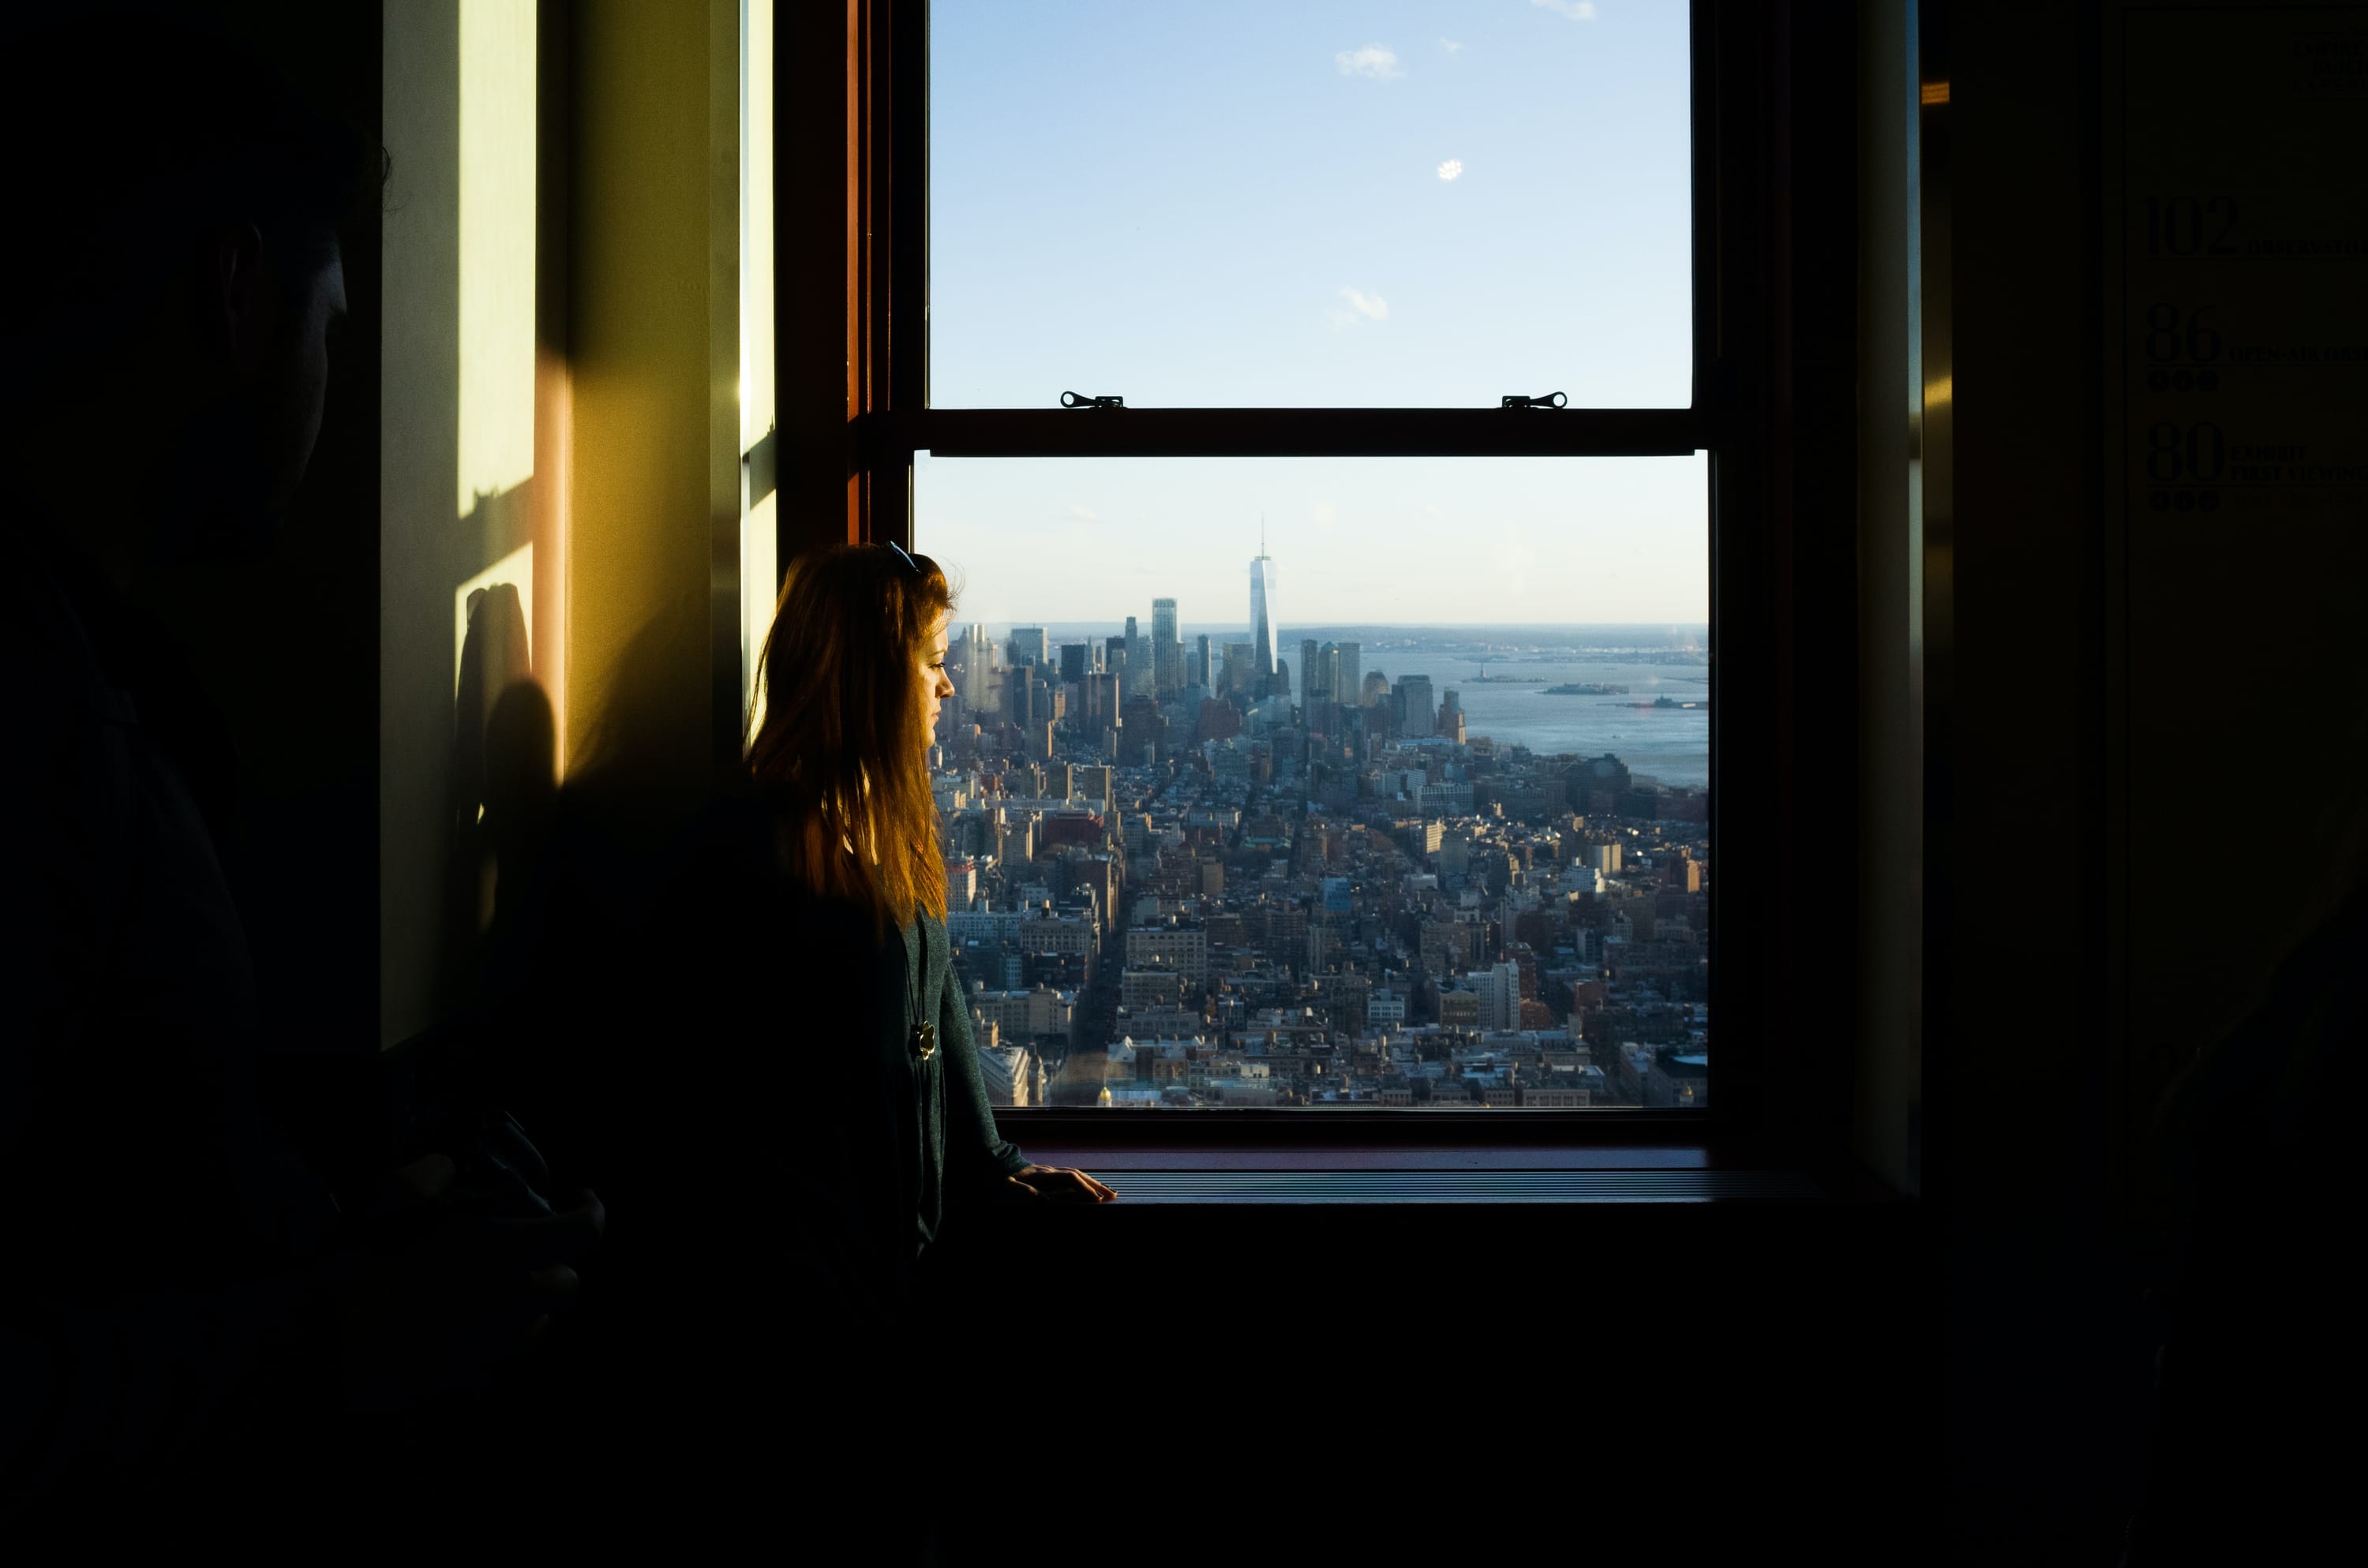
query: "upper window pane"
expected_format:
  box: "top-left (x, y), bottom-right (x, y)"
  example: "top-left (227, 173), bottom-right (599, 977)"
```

top-left (930, 1), bottom-right (1694, 410)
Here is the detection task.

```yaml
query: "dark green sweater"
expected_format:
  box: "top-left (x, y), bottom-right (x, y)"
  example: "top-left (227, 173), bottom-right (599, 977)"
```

top-left (663, 799), bottom-right (1032, 1327)
top-left (888, 906), bottom-right (1036, 1256)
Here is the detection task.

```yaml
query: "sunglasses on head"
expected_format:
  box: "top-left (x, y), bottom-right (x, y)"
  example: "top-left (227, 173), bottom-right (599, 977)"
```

top-left (884, 540), bottom-right (921, 576)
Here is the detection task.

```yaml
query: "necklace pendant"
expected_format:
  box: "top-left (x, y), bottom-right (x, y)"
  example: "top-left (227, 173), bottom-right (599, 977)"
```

top-left (912, 1021), bottom-right (937, 1061)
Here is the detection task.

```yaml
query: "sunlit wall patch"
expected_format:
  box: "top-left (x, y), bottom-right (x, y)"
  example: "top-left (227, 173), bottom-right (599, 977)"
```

top-left (459, 0), bottom-right (537, 521)
top-left (740, 0), bottom-right (775, 456)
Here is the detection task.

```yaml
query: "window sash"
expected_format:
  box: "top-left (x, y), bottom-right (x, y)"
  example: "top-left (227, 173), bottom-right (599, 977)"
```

top-left (874, 408), bottom-right (1707, 462)
top-left (879, 0), bottom-right (1718, 449)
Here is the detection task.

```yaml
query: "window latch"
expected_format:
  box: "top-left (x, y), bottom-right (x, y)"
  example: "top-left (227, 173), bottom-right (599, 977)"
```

top-left (1060, 391), bottom-right (1126, 409)
top-left (1500, 391), bottom-right (1568, 409)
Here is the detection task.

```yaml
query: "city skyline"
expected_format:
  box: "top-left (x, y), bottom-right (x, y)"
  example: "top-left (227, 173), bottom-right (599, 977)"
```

top-left (916, 452), bottom-right (1710, 627)
top-left (928, 523), bottom-right (1710, 1113)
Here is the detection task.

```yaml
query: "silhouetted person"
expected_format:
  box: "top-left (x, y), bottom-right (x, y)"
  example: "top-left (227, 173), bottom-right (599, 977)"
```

top-left (0, 17), bottom-right (601, 1545)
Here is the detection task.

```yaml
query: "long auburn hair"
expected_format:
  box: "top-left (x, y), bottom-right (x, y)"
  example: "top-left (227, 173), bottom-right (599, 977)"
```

top-left (747, 542), bottom-right (954, 931)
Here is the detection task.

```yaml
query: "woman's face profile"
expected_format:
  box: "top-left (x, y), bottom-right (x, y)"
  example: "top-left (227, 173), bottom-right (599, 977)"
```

top-left (917, 613), bottom-right (954, 747)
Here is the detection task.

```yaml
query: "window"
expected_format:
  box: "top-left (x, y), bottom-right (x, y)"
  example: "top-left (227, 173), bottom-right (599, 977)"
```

top-left (796, 0), bottom-right (1737, 1119)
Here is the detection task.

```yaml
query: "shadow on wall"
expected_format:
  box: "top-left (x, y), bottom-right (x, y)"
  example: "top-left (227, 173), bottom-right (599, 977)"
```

top-left (435, 578), bottom-right (714, 1191)
top-left (446, 578), bottom-right (546, 1010)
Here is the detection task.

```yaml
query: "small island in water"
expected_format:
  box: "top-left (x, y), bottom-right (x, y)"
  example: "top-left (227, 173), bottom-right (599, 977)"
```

top-left (1467, 671), bottom-right (1545, 683)
top-left (1544, 682), bottom-right (1631, 696)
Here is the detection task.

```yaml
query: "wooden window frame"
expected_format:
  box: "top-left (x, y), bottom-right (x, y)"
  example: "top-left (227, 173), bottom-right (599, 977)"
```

top-left (770, 0), bottom-right (1867, 1175)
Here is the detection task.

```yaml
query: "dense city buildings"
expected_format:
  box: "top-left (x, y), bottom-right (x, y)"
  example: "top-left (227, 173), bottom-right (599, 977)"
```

top-left (929, 543), bottom-right (1711, 1110)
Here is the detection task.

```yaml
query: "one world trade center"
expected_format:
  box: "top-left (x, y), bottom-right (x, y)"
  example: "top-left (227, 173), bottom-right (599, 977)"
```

top-left (1249, 526), bottom-right (1279, 679)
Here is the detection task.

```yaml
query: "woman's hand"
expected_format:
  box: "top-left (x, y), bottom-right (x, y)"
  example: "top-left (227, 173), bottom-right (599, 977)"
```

top-left (1004, 1165), bottom-right (1117, 1203)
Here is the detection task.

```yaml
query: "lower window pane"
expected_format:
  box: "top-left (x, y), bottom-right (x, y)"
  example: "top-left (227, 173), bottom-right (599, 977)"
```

top-left (916, 455), bottom-right (1710, 1110)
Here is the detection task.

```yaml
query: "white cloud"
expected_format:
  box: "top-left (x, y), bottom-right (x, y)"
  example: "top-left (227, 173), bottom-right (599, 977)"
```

top-left (1439, 37), bottom-right (1464, 54)
top-left (1068, 504), bottom-right (1100, 522)
top-left (1326, 286), bottom-right (1389, 332)
top-left (1437, 159), bottom-right (1464, 181)
top-left (1312, 503), bottom-right (1338, 527)
top-left (1335, 43), bottom-right (1404, 80)
top-left (1532, 0), bottom-right (1598, 20)
top-left (1422, 505), bottom-right (1451, 518)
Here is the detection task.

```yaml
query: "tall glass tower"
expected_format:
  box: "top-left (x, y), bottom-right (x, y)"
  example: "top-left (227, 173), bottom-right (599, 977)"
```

top-left (1151, 597), bottom-right (1179, 695)
top-left (1249, 526), bottom-right (1279, 677)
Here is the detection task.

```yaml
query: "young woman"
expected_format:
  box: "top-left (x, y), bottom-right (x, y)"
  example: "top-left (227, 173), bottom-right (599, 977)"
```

top-left (743, 541), bottom-right (1114, 1326)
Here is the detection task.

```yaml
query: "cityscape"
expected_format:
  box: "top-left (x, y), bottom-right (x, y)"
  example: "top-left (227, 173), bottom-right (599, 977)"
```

top-left (931, 538), bottom-right (1711, 1111)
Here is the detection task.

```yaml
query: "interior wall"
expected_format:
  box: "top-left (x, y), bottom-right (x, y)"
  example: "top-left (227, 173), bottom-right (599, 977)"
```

top-left (1925, 0), bottom-right (2368, 1547)
top-left (381, 0), bottom-right (562, 1048)
top-left (559, 0), bottom-right (718, 846)
top-left (380, 1), bottom-right (733, 1046)
top-left (2106, 0), bottom-right (2368, 1188)
top-left (379, 2), bottom-right (463, 1048)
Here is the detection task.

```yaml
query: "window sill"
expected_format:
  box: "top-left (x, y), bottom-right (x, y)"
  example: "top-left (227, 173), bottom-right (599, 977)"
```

top-left (1001, 1117), bottom-right (1908, 1205)
top-left (997, 1106), bottom-right (1723, 1146)
top-left (1028, 1168), bottom-right (1828, 1204)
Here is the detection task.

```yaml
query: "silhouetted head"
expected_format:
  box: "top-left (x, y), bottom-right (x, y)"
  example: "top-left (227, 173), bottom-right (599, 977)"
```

top-left (747, 543), bottom-right (959, 930)
top-left (1, 12), bottom-right (383, 556)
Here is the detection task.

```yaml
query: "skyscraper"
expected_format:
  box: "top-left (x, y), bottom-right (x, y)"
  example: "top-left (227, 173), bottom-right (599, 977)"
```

top-left (1399, 674), bottom-right (1436, 738)
top-left (1336, 642), bottom-right (1360, 706)
top-left (1438, 687), bottom-right (1467, 743)
top-left (1249, 527), bottom-right (1279, 677)
top-left (1152, 597), bottom-right (1179, 696)
top-left (1221, 642), bottom-right (1252, 695)
top-left (1301, 638), bottom-right (1323, 704)
top-left (1008, 627), bottom-right (1047, 668)
top-left (959, 623), bottom-right (995, 712)
top-left (1125, 615), bottom-right (1148, 700)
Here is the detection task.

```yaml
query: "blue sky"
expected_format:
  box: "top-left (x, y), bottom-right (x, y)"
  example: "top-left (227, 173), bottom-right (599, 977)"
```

top-left (921, 1), bottom-right (1700, 628)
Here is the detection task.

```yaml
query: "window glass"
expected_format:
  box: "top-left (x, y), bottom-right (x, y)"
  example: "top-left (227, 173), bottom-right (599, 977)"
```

top-left (930, 1), bottom-right (1693, 410)
top-left (918, 454), bottom-right (1710, 1109)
